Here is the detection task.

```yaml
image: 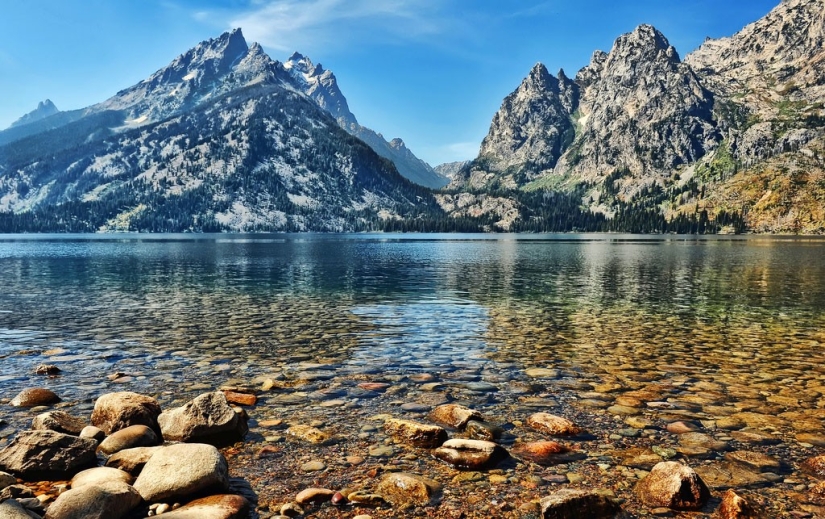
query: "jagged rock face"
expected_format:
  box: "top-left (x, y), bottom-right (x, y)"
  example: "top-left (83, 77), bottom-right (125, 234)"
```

top-left (556, 24), bottom-right (719, 190)
top-left (476, 64), bottom-right (578, 185)
top-left (9, 100), bottom-right (59, 129)
top-left (434, 161), bottom-right (470, 180)
top-left (284, 52), bottom-right (357, 127)
top-left (284, 52), bottom-right (448, 188)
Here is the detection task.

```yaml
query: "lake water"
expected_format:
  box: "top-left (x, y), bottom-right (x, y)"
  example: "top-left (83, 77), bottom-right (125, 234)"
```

top-left (2, 233), bottom-right (825, 515)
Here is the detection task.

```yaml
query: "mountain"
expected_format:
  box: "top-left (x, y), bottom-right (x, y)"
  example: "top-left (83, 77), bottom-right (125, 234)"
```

top-left (434, 161), bottom-right (470, 180)
top-left (9, 100), bottom-right (60, 129)
top-left (284, 53), bottom-right (448, 189)
top-left (0, 30), bottom-right (442, 232)
top-left (447, 0), bottom-right (825, 233)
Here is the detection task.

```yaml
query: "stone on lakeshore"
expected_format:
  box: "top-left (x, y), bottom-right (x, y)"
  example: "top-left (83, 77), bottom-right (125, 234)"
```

top-left (0, 470), bottom-right (16, 489)
top-left (511, 441), bottom-right (579, 466)
top-left (428, 404), bottom-right (483, 430)
top-left (802, 454), bottom-right (825, 478)
top-left (797, 433), bottom-right (825, 447)
top-left (694, 462), bottom-right (773, 490)
top-left (376, 472), bottom-right (441, 507)
top-left (358, 382), bottom-right (391, 392)
top-left (295, 488), bottom-right (335, 505)
top-left (525, 368), bottom-right (559, 378)
top-left (34, 364), bottom-right (61, 375)
top-left (158, 391), bottom-right (248, 446)
top-left (678, 432), bottom-right (730, 453)
top-left (79, 426), bottom-right (106, 443)
top-left (607, 405), bottom-right (642, 416)
top-left (42, 480), bottom-right (141, 519)
top-left (97, 424), bottom-right (159, 456)
top-left (10, 388), bottom-right (60, 408)
top-left (221, 390), bottom-right (257, 407)
top-left (147, 494), bottom-right (250, 519)
top-left (526, 413), bottom-right (582, 437)
top-left (615, 447), bottom-right (664, 470)
top-left (635, 461), bottom-right (710, 510)
top-left (724, 451), bottom-right (781, 473)
top-left (433, 439), bottom-right (507, 470)
top-left (540, 489), bottom-right (621, 519)
top-left (91, 392), bottom-right (161, 436)
top-left (384, 419), bottom-right (447, 448)
top-left (0, 499), bottom-right (37, 519)
top-left (32, 411), bottom-right (86, 436)
top-left (0, 430), bottom-right (97, 480)
top-left (465, 420), bottom-right (504, 441)
top-left (0, 484), bottom-right (33, 500)
top-left (729, 429), bottom-right (781, 445)
top-left (71, 466), bottom-right (133, 489)
top-left (714, 489), bottom-right (757, 519)
top-left (105, 446), bottom-right (162, 476)
top-left (300, 460), bottom-right (326, 472)
top-left (133, 443), bottom-right (229, 502)
top-left (667, 421), bottom-right (702, 434)
top-left (286, 424), bottom-right (332, 445)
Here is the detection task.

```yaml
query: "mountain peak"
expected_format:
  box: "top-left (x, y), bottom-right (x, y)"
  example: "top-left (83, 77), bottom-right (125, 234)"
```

top-left (9, 99), bottom-right (61, 129)
top-left (613, 24), bottom-right (680, 64)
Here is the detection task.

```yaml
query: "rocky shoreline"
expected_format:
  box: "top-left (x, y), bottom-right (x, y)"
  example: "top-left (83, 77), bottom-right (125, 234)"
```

top-left (3, 367), bottom-right (825, 519)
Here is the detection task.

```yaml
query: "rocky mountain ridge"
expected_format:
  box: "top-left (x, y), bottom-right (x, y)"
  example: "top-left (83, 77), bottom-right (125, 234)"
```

top-left (447, 0), bottom-right (825, 232)
top-left (9, 100), bottom-right (60, 129)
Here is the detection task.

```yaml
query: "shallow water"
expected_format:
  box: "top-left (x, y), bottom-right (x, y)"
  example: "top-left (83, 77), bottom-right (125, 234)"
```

top-left (2, 233), bottom-right (825, 515)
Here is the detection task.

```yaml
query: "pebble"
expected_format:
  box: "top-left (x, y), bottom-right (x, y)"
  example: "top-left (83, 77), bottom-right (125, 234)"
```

top-left (300, 461), bottom-right (326, 472)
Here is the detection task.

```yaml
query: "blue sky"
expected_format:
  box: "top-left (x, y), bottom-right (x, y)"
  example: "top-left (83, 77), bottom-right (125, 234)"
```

top-left (1, 0), bottom-right (779, 166)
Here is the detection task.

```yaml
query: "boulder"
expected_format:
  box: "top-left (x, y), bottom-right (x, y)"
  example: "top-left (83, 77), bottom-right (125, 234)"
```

top-left (635, 461), bottom-right (710, 510)
top-left (145, 494), bottom-right (250, 519)
top-left (511, 441), bottom-right (582, 466)
top-left (540, 489), bottom-right (621, 518)
top-left (90, 392), bottom-right (161, 436)
top-left (0, 499), bottom-right (35, 519)
top-left (526, 413), bottom-right (582, 437)
top-left (0, 470), bottom-right (16, 489)
top-left (802, 454), bottom-right (825, 477)
top-left (465, 420), bottom-right (503, 441)
top-left (132, 443), bottom-right (229, 502)
top-left (79, 426), bottom-right (106, 443)
top-left (0, 430), bottom-right (97, 480)
top-left (384, 419), bottom-right (447, 448)
top-left (428, 404), bottom-right (483, 430)
top-left (432, 439), bottom-right (507, 470)
top-left (97, 425), bottom-right (159, 456)
top-left (10, 388), bottom-right (60, 407)
top-left (71, 466), bottom-right (133, 489)
top-left (34, 364), bottom-right (60, 375)
top-left (714, 489), bottom-right (757, 519)
top-left (158, 392), bottom-right (247, 446)
top-left (105, 446), bottom-right (162, 476)
top-left (376, 472), bottom-right (441, 506)
top-left (43, 481), bottom-right (140, 519)
top-left (31, 411), bottom-right (86, 435)
top-left (295, 488), bottom-right (336, 505)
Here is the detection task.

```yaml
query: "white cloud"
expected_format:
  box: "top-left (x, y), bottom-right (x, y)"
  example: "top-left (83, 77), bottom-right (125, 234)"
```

top-left (221, 0), bottom-right (448, 53)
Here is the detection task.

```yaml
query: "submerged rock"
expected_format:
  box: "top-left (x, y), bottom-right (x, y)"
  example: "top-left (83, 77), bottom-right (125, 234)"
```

top-left (428, 404), bottom-right (483, 430)
top-left (376, 472), bottom-right (441, 506)
top-left (635, 461), bottom-right (710, 510)
top-left (433, 439), bottom-right (507, 470)
top-left (384, 419), bottom-right (447, 448)
top-left (540, 489), bottom-right (621, 518)
top-left (526, 413), bottom-right (582, 437)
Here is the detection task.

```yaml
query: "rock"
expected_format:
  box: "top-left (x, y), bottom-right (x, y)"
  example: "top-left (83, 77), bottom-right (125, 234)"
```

top-left (635, 461), bottom-right (710, 510)
top-left (358, 382), bottom-right (391, 392)
top-left (465, 420), bottom-right (504, 441)
top-left (667, 421), bottom-right (702, 434)
top-left (149, 494), bottom-right (249, 519)
top-left (797, 433), bottom-right (825, 447)
top-left (526, 413), bottom-right (582, 437)
top-left (433, 439), bottom-right (507, 470)
top-left (0, 470), bottom-right (18, 489)
top-left (280, 502), bottom-right (303, 517)
top-left (803, 455), bottom-right (825, 477)
top-left (724, 451), bottom-right (781, 473)
top-left (511, 441), bottom-right (578, 466)
top-left (729, 430), bottom-right (781, 445)
top-left (428, 404), bottom-right (483, 430)
top-left (694, 462), bottom-right (773, 490)
top-left (105, 446), bottom-right (162, 476)
top-left (221, 390), bottom-right (257, 407)
top-left (540, 489), bottom-right (621, 518)
top-left (0, 499), bottom-right (37, 519)
top-left (158, 391), bottom-right (247, 446)
top-left (0, 484), bottom-right (33, 500)
top-left (677, 432), bottom-right (730, 455)
top-left (295, 488), bottom-right (335, 505)
top-left (10, 388), bottom-right (59, 407)
top-left (384, 419), bottom-right (447, 448)
top-left (31, 411), bottom-right (86, 436)
top-left (525, 368), bottom-right (559, 378)
top-left (376, 472), bottom-right (441, 506)
top-left (0, 430), bottom-right (97, 480)
top-left (132, 443), bottom-right (229, 502)
top-left (71, 466), bottom-right (133, 489)
top-left (607, 405), bottom-right (642, 416)
top-left (79, 426), bottom-right (106, 442)
top-left (715, 489), bottom-right (757, 519)
top-left (42, 480), bottom-right (141, 519)
top-left (91, 392), bottom-right (161, 435)
top-left (300, 461), bottom-right (325, 472)
top-left (97, 425), bottom-right (159, 456)
top-left (286, 425), bottom-right (332, 445)
top-left (34, 364), bottom-right (60, 375)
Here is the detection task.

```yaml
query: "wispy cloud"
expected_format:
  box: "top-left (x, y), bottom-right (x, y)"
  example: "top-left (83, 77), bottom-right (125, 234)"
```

top-left (202, 0), bottom-right (450, 53)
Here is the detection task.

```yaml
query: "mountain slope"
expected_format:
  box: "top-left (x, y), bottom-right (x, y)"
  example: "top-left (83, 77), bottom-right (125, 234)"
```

top-left (0, 30), bottom-right (439, 232)
top-left (284, 53), bottom-right (448, 189)
top-left (9, 100), bottom-right (60, 129)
